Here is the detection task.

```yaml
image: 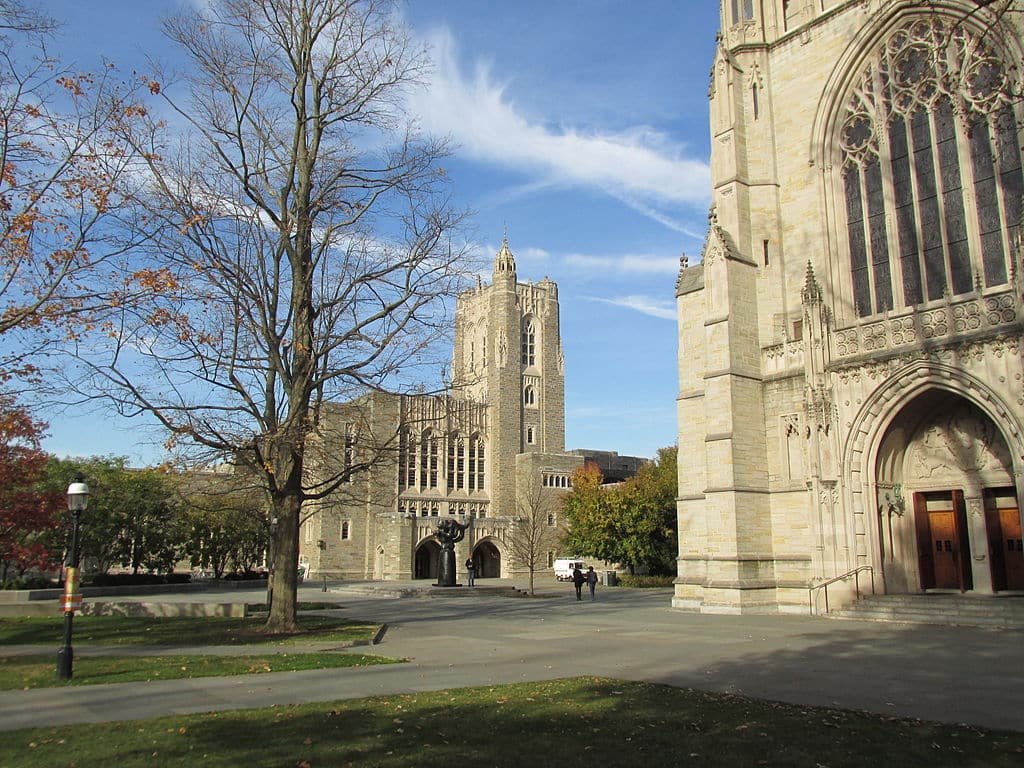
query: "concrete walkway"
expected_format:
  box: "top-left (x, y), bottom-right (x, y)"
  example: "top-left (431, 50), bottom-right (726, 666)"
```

top-left (2, 582), bottom-right (1023, 733)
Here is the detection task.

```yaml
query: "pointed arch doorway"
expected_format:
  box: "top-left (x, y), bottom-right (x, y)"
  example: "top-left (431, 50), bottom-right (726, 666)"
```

top-left (874, 389), bottom-right (1021, 593)
top-left (473, 540), bottom-right (501, 579)
top-left (414, 540), bottom-right (441, 580)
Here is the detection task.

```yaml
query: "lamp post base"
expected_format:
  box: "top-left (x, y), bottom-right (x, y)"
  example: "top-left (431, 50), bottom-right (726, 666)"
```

top-left (56, 646), bottom-right (73, 679)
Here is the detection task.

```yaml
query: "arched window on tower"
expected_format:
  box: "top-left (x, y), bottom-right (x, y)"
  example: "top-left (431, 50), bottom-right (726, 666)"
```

top-left (836, 17), bottom-right (1022, 318)
top-left (343, 423), bottom-right (357, 483)
top-left (524, 385), bottom-right (535, 407)
top-left (521, 319), bottom-right (536, 367)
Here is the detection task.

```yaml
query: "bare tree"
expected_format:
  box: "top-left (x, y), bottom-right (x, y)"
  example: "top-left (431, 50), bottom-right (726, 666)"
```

top-left (62, 0), bottom-right (470, 632)
top-left (509, 477), bottom-right (562, 596)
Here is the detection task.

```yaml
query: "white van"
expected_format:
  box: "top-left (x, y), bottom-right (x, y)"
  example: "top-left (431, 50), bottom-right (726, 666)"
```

top-left (553, 559), bottom-right (587, 581)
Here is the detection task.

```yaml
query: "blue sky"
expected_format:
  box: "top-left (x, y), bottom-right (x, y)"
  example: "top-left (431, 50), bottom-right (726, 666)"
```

top-left (40, 0), bottom-right (721, 464)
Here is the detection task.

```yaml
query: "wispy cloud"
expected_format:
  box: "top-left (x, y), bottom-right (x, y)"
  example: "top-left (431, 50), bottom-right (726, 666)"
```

top-left (565, 252), bottom-right (680, 275)
top-left (411, 28), bottom-right (710, 225)
top-left (590, 295), bottom-right (676, 320)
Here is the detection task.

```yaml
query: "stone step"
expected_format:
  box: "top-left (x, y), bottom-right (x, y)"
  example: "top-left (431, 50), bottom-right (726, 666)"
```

top-left (826, 594), bottom-right (1024, 628)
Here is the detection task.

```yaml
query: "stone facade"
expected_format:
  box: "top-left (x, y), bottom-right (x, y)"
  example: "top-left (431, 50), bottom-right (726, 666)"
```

top-left (676, 0), bottom-right (1024, 613)
top-left (298, 239), bottom-right (583, 581)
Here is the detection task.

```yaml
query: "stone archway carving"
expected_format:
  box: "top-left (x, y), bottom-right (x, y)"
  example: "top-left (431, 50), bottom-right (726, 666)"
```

top-left (845, 363), bottom-right (1022, 594)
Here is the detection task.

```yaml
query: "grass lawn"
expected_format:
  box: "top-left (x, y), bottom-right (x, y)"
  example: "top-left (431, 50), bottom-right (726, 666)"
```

top-left (0, 614), bottom-right (377, 646)
top-left (0, 652), bottom-right (401, 689)
top-left (1, 677), bottom-right (1021, 767)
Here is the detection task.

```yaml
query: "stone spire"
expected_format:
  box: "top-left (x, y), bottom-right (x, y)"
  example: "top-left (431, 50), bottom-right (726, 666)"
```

top-left (493, 232), bottom-right (516, 279)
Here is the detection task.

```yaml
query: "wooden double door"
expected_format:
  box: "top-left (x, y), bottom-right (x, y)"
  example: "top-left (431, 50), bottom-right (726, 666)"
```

top-left (915, 489), bottom-right (1024, 592)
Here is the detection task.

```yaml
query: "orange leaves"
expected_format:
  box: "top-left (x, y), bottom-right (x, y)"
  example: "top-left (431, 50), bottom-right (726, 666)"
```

top-left (148, 81), bottom-right (161, 95)
top-left (131, 267), bottom-right (181, 292)
top-left (179, 213), bottom-right (205, 233)
top-left (56, 74), bottom-right (94, 97)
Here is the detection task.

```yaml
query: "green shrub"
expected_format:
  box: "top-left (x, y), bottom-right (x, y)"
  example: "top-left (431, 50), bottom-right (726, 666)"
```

top-left (615, 574), bottom-right (674, 588)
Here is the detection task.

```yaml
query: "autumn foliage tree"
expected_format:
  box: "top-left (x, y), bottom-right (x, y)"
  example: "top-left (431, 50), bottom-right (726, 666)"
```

top-left (560, 447), bottom-right (678, 576)
top-left (0, 1), bottom-right (147, 379)
top-left (62, 0), bottom-right (470, 632)
top-left (0, 393), bottom-right (61, 580)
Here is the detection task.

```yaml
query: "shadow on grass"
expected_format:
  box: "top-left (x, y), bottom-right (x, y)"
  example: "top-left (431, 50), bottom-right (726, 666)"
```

top-left (3, 678), bottom-right (1023, 768)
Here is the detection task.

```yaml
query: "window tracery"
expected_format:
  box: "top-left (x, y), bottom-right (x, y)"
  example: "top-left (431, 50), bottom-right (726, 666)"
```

top-left (837, 17), bottom-right (1022, 318)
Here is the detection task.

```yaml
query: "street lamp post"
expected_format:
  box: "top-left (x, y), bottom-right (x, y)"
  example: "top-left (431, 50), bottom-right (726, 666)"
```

top-left (56, 474), bottom-right (90, 680)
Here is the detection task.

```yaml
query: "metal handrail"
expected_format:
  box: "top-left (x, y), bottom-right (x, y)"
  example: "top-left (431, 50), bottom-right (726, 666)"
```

top-left (808, 565), bottom-right (875, 615)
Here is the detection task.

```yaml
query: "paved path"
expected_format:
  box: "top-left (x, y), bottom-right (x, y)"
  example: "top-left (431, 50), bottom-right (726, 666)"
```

top-left (2, 583), bottom-right (1023, 733)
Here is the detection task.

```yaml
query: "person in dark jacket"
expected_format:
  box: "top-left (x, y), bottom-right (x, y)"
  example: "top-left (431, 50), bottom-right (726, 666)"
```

top-left (586, 566), bottom-right (598, 600)
top-left (572, 565), bottom-right (585, 601)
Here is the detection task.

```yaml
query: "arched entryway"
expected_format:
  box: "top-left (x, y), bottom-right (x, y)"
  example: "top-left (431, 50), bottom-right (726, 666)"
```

top-left (473, 540), bottom-right (501, 578)
top-left (874, 389), bottom-right (1021, 594)
top-left (414, 540), bottom-right (440, 580)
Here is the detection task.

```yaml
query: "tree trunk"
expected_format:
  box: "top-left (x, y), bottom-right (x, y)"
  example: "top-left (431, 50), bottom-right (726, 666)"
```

top-left (265, 491), bottom-right (301, 633)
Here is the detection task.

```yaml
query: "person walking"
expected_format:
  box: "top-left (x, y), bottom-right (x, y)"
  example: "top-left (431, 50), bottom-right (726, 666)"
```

top-left (572, 565), bottom-right (585, 601)
top-left (465, 557), bottom-right (476, 587)
top-left (586, 566), bottom-right (598, 601)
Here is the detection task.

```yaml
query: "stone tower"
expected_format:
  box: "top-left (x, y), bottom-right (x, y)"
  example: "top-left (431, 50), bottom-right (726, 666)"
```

top-left (452, 236), bottom-right (566, 516)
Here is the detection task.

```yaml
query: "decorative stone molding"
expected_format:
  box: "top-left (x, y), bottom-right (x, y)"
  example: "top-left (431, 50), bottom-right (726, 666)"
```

top-left (830, 289), bottom-right (1021, 365)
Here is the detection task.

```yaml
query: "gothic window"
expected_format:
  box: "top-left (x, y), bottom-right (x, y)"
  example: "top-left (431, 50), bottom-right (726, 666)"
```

top-left (447, 432), bottom-right (458, 491)
top-left (421, 430), bottom-right (437, 489)
top-left (419, 430), bottom-right (431, 490)
top-left (399, 429), bottom-right (416, 490)
top-left (456, 437), bottom-right (466, 490)
top-left (731, 0), bottom-right (754, 24)
top-left (468, 434), bottom-right (485, 491)
top-left (521, 318), bottom-right (536, 366)
top-left (343, 423), bottom-right (357, 483)
top-left (837, 17), bottom-right (1022, 318)
top-left (526, 427), bottom-right (535, 445)
top-left (340, 520), bottom-right (351, 541)
top-left (524, 385), bottom-right (535, 407)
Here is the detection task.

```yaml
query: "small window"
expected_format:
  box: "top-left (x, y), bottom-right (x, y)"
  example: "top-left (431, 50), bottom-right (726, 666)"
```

top-left (524, 385), bottom-right (535, 407)
top-left (527, 427), bottom-right (535, 445)
top-left (340, 520), bottom-right (351, 540)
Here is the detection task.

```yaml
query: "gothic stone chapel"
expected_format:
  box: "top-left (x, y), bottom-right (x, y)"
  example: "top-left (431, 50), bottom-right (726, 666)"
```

top-left (298, 239), bottom-right (582, 580)
top-left (676, 0), bottom-right (1024, 614)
